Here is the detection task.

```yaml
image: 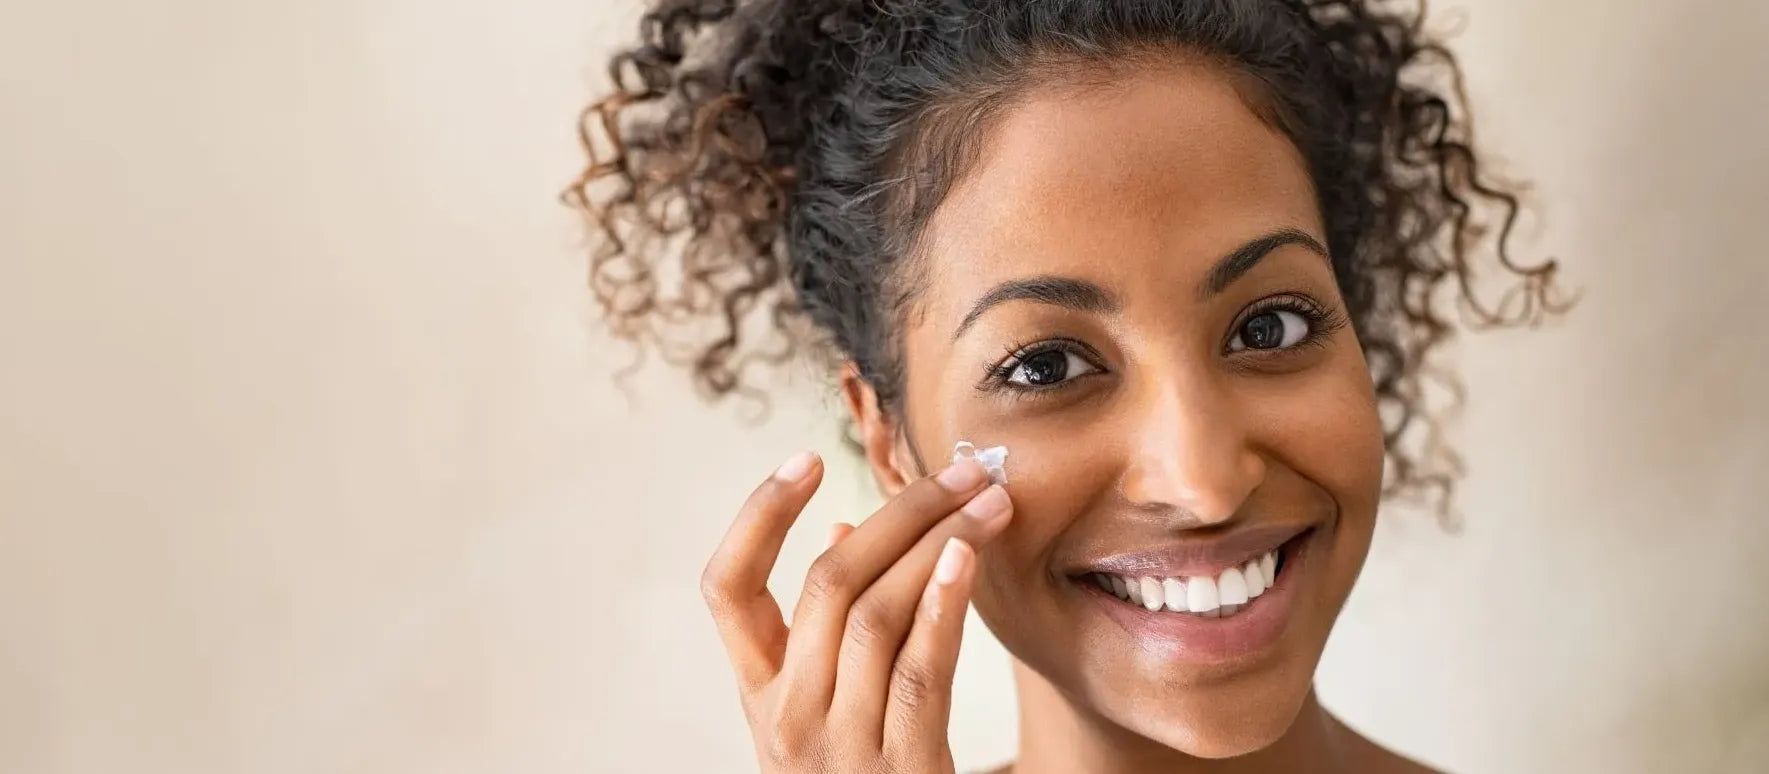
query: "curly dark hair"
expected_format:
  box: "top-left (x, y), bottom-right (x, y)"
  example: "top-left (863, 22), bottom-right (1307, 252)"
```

top-left (564, 0), bottom-right (1566, 515)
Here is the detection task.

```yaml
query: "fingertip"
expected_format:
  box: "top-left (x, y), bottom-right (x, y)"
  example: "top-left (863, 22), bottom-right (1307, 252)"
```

top-left (959, 484), bottom-right (1012, 524)
top-left (934, 458), bottom-right (990, 492)
top-left (772, 450), bottom-right (821, 483)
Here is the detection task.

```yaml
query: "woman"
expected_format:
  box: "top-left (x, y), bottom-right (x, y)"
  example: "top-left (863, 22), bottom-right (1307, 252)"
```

top-left (568, 0), bottom-right (1561, 770)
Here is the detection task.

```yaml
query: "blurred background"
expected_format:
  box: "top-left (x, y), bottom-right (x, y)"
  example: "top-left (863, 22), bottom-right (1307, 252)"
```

top-left (3, 0), bottom-right (1767, 772)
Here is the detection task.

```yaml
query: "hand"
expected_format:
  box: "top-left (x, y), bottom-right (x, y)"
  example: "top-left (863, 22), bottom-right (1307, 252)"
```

top-left (701, 451), bottom-right (1014, 773)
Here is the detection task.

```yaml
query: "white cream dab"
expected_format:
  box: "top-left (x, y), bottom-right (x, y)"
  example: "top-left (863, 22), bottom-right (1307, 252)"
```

top-left (951, 441), bottom-right (1009, 485)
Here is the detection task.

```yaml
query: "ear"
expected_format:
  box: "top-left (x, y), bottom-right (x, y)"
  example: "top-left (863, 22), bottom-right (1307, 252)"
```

top-left (840, 362), bottom-right (915, 497)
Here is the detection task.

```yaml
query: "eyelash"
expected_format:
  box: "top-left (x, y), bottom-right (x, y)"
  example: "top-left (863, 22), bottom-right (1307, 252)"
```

top-left (977, 295), bottom-right (1348, 395)
top-left (1224, 295), bottom-right (1346, 355)
top-left (979, 337), bottom-right (1105, 394)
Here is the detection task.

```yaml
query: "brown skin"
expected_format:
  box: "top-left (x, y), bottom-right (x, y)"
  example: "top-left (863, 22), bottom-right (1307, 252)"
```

top-left (705, 62), bottom-right (1437, 773)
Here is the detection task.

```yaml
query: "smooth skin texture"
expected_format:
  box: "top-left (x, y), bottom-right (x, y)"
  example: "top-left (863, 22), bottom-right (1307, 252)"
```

top-left (708, 62), bottom-right (1437, 773)
top-left (703, 451), bottom-right (1013, 772)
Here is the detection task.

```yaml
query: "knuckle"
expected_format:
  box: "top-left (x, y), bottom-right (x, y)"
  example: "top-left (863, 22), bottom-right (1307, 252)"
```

top-left (842, 597), bottom-right (899, 650)
top-left (879, 741), bottom-right (930, 774)
top-left (890, 658), bottom-right (939, 710)
top-left (699, 562), bottom-right (737, 611)
top-left (758, 723), bottom-right (819, 766)
top-left (802, 552), bottom-right (853, 604)
top-left (759, 726), bottom-right (799, 764)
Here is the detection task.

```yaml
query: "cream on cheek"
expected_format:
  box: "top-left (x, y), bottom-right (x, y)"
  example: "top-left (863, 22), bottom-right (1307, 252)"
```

top-left (923, 408), bottom-right (1121, 580)
top-left (922, 417), bottom-right (1109, 523)
top-left (950, 441), bottom-right (1009, 484)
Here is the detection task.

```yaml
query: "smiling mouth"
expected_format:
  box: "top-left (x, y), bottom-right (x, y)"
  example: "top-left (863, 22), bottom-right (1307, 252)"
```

top-left (1073, 532), bottom-right (1302, 619)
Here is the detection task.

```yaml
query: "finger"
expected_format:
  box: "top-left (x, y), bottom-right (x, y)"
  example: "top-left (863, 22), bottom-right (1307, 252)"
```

top-left (790, 522), bottom-right (858, 621)
top-left (884, 537), bottom-right (976, 755)
top-left (826, 522), bottom-right (855, 549)
top-left (777, 458), bottom-right (993, 710)
top-left (700, 451), bottom-right (823, 692)
top-left (830, 484), bottom-right (1011, 741)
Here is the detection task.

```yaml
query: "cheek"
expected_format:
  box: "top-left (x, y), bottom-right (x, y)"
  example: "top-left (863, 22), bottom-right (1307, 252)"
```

top-left (1249, 350), bottom-right (1386, 520)
top-left (922, 411), bottom-right (1116, 599)
top-left (915, 381), bottom-right (1116, 529)
top-left (978, 416), bottom-right (1103, 500)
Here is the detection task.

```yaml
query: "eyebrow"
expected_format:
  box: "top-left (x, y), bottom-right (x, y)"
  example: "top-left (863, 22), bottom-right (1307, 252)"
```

top-left (951, 227), bottom-right (1329, 340)
top-left (953, 275), bottom-right (1118, 340)
top-left (1197, 227), bottom-right (1329, 300)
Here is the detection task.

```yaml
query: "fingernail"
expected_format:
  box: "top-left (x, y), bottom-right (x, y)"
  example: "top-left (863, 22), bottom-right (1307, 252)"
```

top-left (934, 537), bottom-right (971, 585)
top-left (773, 451), bottom-right (817, 482)
top-left (935, 459), bottom-right (989, 491)
top-left (961, 485), bottom-right (1010, 521)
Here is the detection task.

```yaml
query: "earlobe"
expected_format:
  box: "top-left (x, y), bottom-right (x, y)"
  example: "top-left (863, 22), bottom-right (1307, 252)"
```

top-left (840, 363), bottom-right (913, 496)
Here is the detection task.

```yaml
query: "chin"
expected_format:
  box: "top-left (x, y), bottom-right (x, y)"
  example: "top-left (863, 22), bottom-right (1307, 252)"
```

top-left (1113, 675), bottom-right (1314, 759)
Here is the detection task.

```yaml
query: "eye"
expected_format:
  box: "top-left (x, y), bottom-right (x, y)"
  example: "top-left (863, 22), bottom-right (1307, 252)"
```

top-left (1006, 347), bottom-right (1101, 387)
top-left (1228, 309), bottom-right (1310, 352)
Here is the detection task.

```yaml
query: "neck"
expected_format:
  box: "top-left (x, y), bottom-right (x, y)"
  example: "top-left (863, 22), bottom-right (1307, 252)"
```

top-left (1007, 660), bottom-right (1351, 774)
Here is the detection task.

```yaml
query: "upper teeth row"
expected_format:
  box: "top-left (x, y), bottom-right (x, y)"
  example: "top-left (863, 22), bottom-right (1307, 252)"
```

top-left (1092, 550), bottom-right (1278, 615)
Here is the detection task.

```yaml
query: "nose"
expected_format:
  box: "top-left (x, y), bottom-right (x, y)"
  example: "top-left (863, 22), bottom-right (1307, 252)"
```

top-left (1118, 376), bottom-right (1266, 526)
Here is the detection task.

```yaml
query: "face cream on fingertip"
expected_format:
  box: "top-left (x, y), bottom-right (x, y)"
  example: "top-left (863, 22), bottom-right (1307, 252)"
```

top-left (952, 440), bottom-right (1009, 485)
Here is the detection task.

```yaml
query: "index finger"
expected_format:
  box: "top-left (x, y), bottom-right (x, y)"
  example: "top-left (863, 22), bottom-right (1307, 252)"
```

top-left (699, 451), bottom-right (824, 691)
top-left (776, 459), bottom-right (993, 703)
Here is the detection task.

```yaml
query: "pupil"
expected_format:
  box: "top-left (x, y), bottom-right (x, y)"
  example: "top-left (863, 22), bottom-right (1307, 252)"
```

top-left (1021, 351), bottom-right (1068, 385)
top-left (1244, 313), bottom-right (1285, 349)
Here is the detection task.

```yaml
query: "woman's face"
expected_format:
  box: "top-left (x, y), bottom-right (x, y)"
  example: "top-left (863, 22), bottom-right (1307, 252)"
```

top-left (860, 63), bottom-right (1385, 757)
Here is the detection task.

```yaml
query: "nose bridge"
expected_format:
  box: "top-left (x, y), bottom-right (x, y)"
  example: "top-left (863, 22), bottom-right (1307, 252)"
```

top-left (1119, 368), bottom-right (1264, 524)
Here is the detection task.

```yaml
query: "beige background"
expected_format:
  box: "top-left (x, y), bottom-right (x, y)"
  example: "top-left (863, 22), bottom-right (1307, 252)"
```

top-left (3, 0), bottom-right (1767, 772)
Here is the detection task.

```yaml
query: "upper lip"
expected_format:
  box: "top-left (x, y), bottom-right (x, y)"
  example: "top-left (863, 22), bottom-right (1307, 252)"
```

top-left (1070, 523), bottom-right (1309, 578)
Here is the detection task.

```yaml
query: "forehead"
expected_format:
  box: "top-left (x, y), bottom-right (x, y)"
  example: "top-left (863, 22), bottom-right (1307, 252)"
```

top-left (912, 61), bottom-right (1321, 317)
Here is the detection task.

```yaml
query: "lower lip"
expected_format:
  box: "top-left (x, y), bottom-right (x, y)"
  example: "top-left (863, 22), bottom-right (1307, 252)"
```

top-left (1076, 536), bottom-right (1310, 664)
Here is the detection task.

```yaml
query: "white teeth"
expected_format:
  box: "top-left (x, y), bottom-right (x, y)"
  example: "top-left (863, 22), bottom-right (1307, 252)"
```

top-left (1090, 546), bottom-right (1283, 619)
top-left (1186, 574), bottom-right (1220, 613)
top-left (1139, 577), bottom-right (1164, 611)
top-left (1161, 578), bottom-right (1187, 612)
top-left (1243, 559), bottom-right (1266, 598)
top-left (1217, 567), bottom-right (1249, 606)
